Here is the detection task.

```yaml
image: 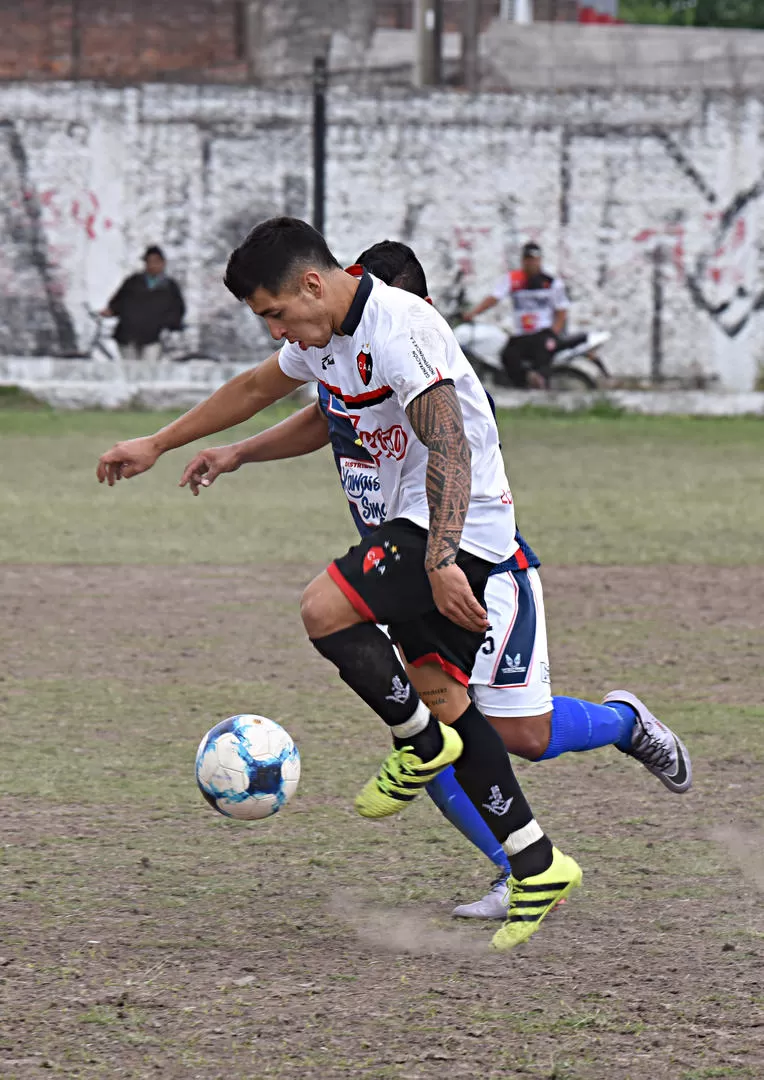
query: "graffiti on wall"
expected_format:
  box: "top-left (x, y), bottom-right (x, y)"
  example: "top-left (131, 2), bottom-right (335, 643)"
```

top-left (1, 85), bottom-right (763, 388)
top-left (558, 124), bottom-right (764, 378)
top-left (0, 121), bottom-right (77, 354)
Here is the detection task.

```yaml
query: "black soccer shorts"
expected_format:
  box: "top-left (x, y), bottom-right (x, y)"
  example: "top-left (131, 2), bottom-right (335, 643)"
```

top-left (327, 517), bottom-right (492, 686)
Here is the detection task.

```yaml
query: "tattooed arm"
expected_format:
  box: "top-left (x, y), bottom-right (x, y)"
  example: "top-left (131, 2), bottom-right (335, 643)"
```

top-left (406, 381), bottom-right (488, 632)
top-left (406, 380), bottom-right (471, 571)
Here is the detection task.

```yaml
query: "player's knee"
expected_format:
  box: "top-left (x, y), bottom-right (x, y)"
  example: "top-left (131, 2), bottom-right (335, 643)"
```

top-left (487, 712), bottom-right (552, 761)
top-left (300, 577), bottom-right (329, 638)
top-left (300, 571), bottom-right (360, 639)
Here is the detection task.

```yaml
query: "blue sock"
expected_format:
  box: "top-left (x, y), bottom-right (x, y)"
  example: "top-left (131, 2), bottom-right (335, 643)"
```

top-left (538, 696), bottom-right (637, 760)
top-left (426, 766), bottom-right (510, 875)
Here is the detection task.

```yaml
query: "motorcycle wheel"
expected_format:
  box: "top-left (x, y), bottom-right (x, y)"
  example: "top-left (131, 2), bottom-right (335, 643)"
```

top-left (546, 365), bottom-right (597, 391)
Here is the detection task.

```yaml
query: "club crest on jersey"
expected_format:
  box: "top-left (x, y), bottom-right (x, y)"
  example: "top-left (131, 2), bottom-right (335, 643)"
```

top-left (357, 349), bottom-right (373, 386)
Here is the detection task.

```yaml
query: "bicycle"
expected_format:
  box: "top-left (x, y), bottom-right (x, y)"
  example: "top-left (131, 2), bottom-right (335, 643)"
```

top-left (55, 308), bottom-right (226, 364)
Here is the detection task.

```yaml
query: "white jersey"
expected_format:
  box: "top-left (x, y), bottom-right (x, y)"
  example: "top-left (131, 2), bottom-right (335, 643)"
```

top-left (491, 270), bottom-right (569, 336)
top-left (278, 269), bottom-right (517, 564)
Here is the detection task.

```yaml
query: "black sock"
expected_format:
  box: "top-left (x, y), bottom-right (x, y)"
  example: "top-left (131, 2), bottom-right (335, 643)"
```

top-left (311, 624), bottom-right (443, 760)
top-left (393, 714), bottom-right (443, 760)
top-left (452, 703), bottom-right (553, 879)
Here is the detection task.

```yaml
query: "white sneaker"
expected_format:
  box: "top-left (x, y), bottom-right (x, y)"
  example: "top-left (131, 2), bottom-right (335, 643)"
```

top-left (452, 874), bottom-right (510, 920)
top-left (604, 690), bottom-right (692, 794)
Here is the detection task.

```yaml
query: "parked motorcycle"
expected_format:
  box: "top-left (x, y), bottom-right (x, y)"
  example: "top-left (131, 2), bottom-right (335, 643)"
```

top-left (453, 320), bottom-right (611, 390)
top-left (444, 270), bottom-right (611, 390)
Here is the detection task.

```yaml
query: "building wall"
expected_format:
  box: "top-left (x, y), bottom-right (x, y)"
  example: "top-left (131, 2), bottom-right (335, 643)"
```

top-left (1, 1), bottom-right (593, 84)
top-left (1, 81), bottom-right (762, 389)
top-left (0, 0), bottom-right (248, 81)
top-left (0, 0), bottom-right (381, 84)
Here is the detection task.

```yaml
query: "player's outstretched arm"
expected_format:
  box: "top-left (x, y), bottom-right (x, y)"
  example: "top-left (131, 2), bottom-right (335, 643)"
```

top-left (232, 401), bottom-right (330, 464)
top-left (462, 295), bottom-right (498, 322)
top-left (179, 403), bottom-right (331, 495)
top-left (406, 382), bottom-right (488, 633)
top-left (96, 352), bottom-right (303, 486)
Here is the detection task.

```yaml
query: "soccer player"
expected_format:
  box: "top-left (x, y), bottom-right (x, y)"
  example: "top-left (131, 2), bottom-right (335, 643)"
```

top-left (178, 240), bottom-right (693, 927)
top-left (97, 217), bottom-right (583, 950)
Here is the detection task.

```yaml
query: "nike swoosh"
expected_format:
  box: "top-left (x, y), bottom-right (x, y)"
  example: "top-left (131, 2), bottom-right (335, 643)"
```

top-left (667, 738), bottom-right (689, 786)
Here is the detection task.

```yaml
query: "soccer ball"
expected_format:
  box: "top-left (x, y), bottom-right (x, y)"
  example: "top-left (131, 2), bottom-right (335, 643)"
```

top-left (195, 714), bottom-right (300, 821)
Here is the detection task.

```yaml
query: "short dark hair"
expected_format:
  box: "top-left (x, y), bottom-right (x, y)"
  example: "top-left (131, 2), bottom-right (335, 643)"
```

top-left (224, 217), bottom-right (341, 300)
top-left (356, 240), bottom-right (429, 300)
top-left (143, 245), bottom-right (165, 261)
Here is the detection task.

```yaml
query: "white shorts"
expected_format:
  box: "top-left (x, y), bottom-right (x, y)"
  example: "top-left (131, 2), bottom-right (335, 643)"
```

top-left (470, 566), bottom-right (552, 718)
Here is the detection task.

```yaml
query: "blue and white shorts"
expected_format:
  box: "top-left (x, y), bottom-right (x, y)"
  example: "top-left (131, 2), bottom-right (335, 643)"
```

top-left (470, 567), bottom-right (552, 718)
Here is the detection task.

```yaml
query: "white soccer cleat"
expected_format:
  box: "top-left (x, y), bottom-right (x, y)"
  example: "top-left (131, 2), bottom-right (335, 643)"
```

top-left (604, 690), bottom-right (692, 794)
top-left (452, 874), bottom-right (510, 920)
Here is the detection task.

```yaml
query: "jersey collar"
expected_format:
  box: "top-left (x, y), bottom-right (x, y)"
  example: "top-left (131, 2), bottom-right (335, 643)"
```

top-left (340, 266), bottom-right (373, 336)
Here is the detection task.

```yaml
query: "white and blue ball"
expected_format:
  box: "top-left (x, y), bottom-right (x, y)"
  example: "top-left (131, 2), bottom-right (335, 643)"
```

top-left (195, 714), bottom-right (300, 820)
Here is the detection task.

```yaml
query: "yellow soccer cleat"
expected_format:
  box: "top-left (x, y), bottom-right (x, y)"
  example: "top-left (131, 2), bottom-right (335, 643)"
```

top-left (355, 722), bottom-right (463, 818)
top-left (491, 847), bottom-right (582, 951)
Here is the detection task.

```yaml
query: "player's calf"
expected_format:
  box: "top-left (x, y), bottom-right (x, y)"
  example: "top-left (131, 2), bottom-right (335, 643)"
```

top-left (487, 712), bottom-right (552, 761)
top-left (451, 702), bottom-right (557, 881)
top-left (311, 621), bottom-right (446, 760)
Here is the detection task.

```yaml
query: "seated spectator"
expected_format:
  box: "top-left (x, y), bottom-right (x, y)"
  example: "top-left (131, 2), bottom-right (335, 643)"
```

top-left (102, 245), bottom-right (185, 361)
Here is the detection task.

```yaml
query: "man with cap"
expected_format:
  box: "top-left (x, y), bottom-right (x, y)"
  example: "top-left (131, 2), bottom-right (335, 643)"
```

top-left (102, 245), bottom-right (186, 362)
top-left (462, 241), bottom-right (570, 388)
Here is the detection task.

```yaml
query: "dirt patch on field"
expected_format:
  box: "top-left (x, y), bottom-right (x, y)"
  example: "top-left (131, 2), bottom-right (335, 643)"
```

top-left (1, 563), bottom-right (763, 1080)
top-left (3, 562), bottom-right (762, 698)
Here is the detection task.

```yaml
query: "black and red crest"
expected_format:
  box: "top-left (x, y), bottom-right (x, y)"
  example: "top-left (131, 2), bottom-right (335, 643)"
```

top-left (357, 350), bottom-right (373, 386)
top-left (362, 546), bottom-right (385, 574)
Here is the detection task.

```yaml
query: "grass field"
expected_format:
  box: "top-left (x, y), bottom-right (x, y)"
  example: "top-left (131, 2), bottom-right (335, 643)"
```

top-left (1, 406), bottom-right (763, 1080)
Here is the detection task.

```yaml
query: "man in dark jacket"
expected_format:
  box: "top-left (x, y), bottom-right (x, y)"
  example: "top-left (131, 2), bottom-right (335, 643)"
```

top-left (102, 246), bottom-right (185, 361)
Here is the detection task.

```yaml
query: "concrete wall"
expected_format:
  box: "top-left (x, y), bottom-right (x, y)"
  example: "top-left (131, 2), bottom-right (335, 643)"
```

top-left (362, 22), bottom-right (764, 92)
top-left (2, 81), bottom-right (764, 389)
top-left (481, 22), bottom-right (764, 91)
top-left (4, 6), bottom-right (764, 95)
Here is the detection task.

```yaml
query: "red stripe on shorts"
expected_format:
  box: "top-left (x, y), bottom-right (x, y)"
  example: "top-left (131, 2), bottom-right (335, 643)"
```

top-left (327, 562), bottom-right (377, 623)
top-left (409, 652), bottom-right (470, 687)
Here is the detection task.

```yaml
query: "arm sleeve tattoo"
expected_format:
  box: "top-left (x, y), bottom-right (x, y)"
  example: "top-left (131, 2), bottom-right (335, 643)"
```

top-left (406, 380), bottom-right (471, 572)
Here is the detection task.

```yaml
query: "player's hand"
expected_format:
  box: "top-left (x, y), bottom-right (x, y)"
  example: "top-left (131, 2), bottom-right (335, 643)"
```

top-left (179, 445), bottom-right (242, 496)
top-left (427, 564), bottom-right (489, 633)
top-left (96, 436), bottom-right (161, 485)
